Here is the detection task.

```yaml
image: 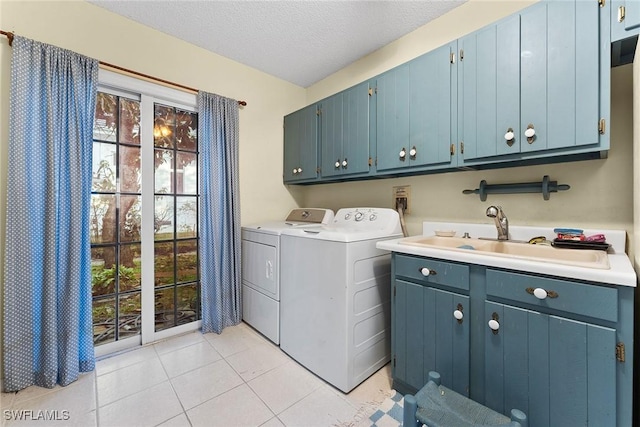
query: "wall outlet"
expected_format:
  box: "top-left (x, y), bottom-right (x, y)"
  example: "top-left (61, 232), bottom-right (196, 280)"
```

top-left (393, 185), bottom-right (411, 214)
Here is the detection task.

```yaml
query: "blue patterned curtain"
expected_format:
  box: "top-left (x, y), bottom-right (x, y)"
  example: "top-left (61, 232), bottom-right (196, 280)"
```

top-left (2, 36), bottom-right (98, 392)
top-left (198, 91), bottom-right (241, 334)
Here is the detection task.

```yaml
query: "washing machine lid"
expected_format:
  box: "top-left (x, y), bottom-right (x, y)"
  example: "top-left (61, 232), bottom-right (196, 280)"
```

top-left (281, 208), bottom-right (402, 242)
top-left (242, 208), bottom-right (334, 235)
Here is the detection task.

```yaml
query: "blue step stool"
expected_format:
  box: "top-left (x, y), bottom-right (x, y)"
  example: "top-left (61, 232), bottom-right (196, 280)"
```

top-left (403, 371), bottom-right (527, 427)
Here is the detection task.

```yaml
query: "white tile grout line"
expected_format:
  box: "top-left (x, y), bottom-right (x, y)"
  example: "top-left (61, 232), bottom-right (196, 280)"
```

top-left (153, 342), bottom-right (192, 427)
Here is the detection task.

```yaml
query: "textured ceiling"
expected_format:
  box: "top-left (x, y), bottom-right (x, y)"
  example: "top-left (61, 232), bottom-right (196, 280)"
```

top-left (88, 1), bottom-right (467, 88)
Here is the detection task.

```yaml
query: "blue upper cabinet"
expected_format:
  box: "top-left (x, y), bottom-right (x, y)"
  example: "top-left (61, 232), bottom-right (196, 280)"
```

top-left (409, 42), bottom-right (458, 170)
top-left (283, 104), bottom-right (318, 184)
top-left (611, 0), bottom-right (640, 43)
top-left (458, 15), bottom-right (520, 165)
top-left (320, 81), bottom-right (371, 179)
top-left (377, 43), bottom-right (457, 173)
top-left (376, 63), bottom-right (410, 172)
top-left (459, 0), bottom-right (608, 167)
top-left (283, 0), bottom-right (611, 184)
top-left (520, 0), bottom-right (603, 155)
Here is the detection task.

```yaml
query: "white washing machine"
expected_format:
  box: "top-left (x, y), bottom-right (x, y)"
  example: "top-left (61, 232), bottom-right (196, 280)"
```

top-left (279, 207), bottom-right (402, 393)
top-left (241, 208), bottom-right (334, 344)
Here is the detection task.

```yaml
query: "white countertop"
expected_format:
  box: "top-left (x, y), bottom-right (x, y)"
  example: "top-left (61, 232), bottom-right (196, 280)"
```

top-left (376, 222), bottom-right (637, 287)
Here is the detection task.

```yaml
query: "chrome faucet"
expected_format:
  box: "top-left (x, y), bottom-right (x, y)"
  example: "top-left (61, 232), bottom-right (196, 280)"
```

top-left (486, 206), bottom-right (509, 240)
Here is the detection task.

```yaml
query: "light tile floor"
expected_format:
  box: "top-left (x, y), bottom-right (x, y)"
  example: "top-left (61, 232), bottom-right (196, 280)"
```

top-left (1, 322), bottom-right (394, 427)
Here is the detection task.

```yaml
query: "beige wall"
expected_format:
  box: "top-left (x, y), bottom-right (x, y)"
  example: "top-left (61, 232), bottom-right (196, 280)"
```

top-left (300, 0), bottom-right (634, 247)
top-left (0, 0), bottom-right (307, 228)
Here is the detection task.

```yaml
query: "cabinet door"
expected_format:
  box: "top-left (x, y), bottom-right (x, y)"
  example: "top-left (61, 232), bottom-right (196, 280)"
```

top-left (376, 64), bottom-right (410, 172)
top-left (320, 83), bottom-right (370, 178)
top-left (283, 104), bottom-right (318, 183)
top-left (320, 94), bottom-right (343, 178)
top-left (485, 301), bottom-right (616, 426)
top-left (520, 0), bottom-right (601, 153)
top-left (342, 82), bottom-right (371, 175)
top-left (458, 15), bottom-right (520, 163)
top-left (393, 279), bottom-right (469, 395)
top-left (409, 42), bottom-right (457, 168)
top-left (612, 0), bottom-right (640, 42)
top-left (623, 0), bottom-right (640, 30)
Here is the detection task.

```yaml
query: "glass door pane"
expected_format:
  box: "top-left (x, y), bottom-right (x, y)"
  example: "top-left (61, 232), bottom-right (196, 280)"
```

top-left (153, 104), bottom-right (200, 332)
top-left (91, 92), bottom-right (142, 348)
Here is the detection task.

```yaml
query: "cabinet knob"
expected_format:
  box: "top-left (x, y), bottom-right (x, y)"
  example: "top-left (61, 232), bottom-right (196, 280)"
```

top-left (399, 148), bottom-right (406, 159)
top-left (533, 288), bottom-right (547, 299)
top-left (488, 312), bottom-right (500, 334)
top-left (453, 310), bottom-right (464, 321)
top-left (292, 168), bottom-right (298, 175)
top-left (335, 160), bottom-right (341, 168)
top-left (504, 128), bottom-right (515, 146)
top-left (419, 267), bottom-right (437, 277)
top-left (297, 167), bottom-right (303, 173)
top-left (342, 159), bottom-right (348, 168)
top-left (524, 124), bottom-right (536, 143)
top-left (409, 146), bottom-right (417, 158)
top-left (526, 287), bottom-right (558, 299)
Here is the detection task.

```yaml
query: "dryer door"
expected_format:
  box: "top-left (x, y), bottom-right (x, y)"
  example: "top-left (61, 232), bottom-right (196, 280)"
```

top-left (242, 240), bottom-right (278, 299)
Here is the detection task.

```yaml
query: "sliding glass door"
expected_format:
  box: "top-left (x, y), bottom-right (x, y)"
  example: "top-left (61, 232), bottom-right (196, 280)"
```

top-left (90, 71), bottom-right (200, 356)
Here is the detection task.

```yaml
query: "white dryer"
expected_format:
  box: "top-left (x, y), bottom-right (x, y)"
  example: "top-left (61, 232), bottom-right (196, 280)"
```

top-left (241, 208), bottom-right (334, 344)
top-left (279, 207), bottom-right (402, 393)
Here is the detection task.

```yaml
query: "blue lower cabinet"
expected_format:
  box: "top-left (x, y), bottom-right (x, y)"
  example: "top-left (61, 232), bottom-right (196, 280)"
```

top-left (391, 255), bottom-right (633, 426)
top-left (484, 302), bottom-right (616, 426)
top-left (393, 279), bottom-right (469, 396)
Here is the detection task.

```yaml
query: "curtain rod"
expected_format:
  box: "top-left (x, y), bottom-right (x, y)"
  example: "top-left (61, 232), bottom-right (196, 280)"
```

top-left (0, 30), bottom-right (247, 107)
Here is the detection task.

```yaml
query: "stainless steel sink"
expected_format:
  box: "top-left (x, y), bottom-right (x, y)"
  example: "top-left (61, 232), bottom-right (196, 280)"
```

top-left (399, 235), bottom-right (610, 269)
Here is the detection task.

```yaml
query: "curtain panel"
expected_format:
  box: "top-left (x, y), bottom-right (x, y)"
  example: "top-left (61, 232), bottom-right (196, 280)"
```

top-left (198, 91), bottom-right (241, 334)
top-left (3, 36), bottom-right (98, 391)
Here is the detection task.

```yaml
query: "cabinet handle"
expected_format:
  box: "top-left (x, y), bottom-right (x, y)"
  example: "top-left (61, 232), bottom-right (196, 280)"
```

top-left (526, 287), bottom-right (558, 299)
top-left (525, 124), bottom-right (536, 144)
top-left (419, 267), bottom-right (437, 277)
top-left (399, 148), bottom-right (407, 160)
top-left (488, 312), bottom-right (500, 334)
top-left (453, 303), bottom-right (464, 324)
top-left (342, 158), bottom-right (348, 168)
top-left (335, 160), bottom-right (341, 169)
top-left (504, 128), bottom-right (515, 146)
top-left (409, 146), bottom-right (417, 158)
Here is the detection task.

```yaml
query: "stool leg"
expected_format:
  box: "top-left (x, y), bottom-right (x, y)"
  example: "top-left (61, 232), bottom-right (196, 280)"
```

top-left (403, 394), bottom-right (419, 427)
top-left (510, 409), bottom-right (527, 427)
top-left (427, 371), bottom-right (441, 386)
